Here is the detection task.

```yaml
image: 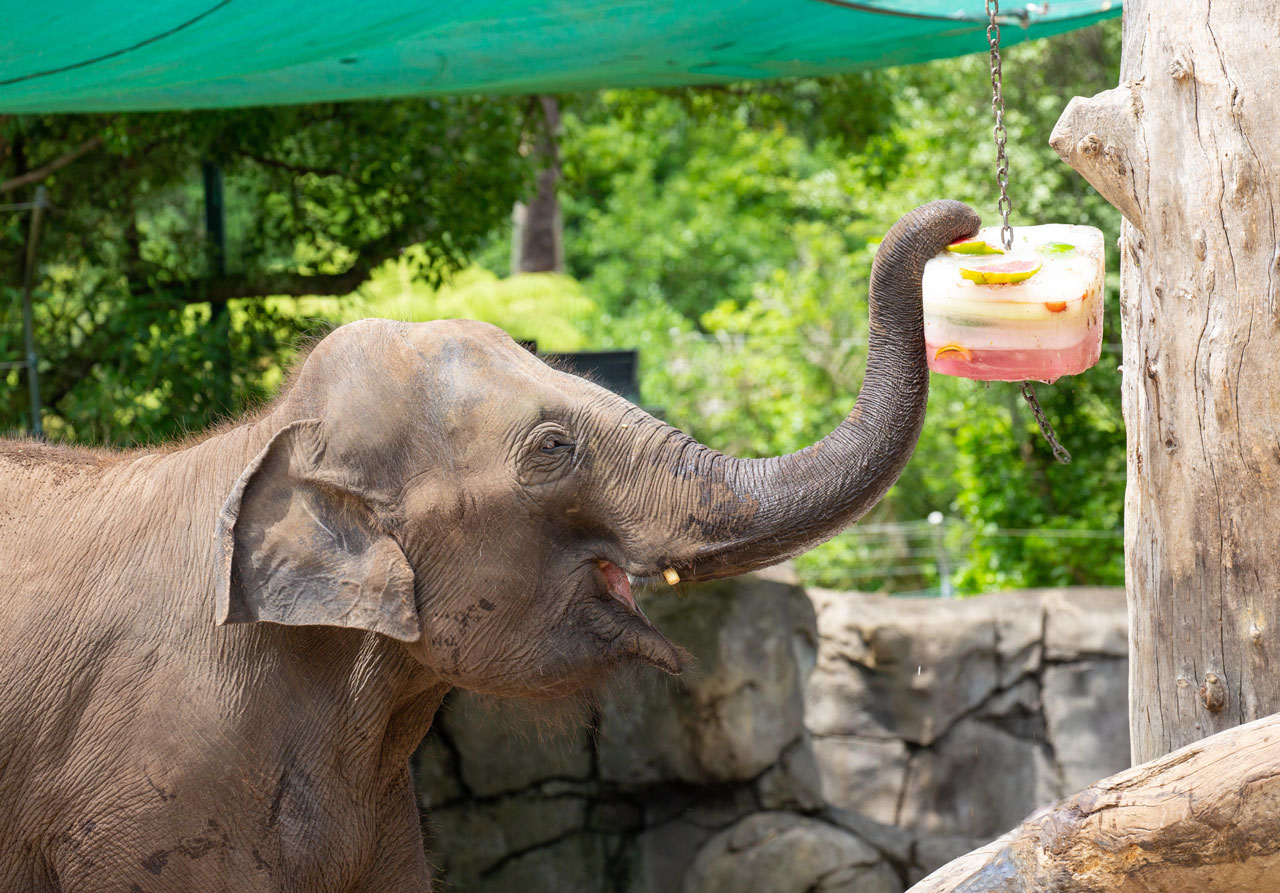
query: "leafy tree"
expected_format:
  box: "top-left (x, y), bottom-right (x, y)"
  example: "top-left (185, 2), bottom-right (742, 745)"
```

top-left (0, 99), bottom-right (532, 444)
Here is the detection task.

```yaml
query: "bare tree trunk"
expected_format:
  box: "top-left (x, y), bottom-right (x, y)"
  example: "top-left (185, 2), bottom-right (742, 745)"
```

top-left (514, 95), bottom-right (563, 274)
top-left (1051, 0), bottom-right (1280, 764)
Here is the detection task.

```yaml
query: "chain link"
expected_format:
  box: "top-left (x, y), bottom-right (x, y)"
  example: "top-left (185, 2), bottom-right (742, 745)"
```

top-left (987, 0), bottom-right (1070, 464)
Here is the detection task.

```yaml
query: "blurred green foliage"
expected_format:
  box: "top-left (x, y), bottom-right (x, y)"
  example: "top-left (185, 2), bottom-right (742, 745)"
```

top-left (1, 22), bottom-right (1125, 592)
top-left (292, 259), bottom-right (598, 352)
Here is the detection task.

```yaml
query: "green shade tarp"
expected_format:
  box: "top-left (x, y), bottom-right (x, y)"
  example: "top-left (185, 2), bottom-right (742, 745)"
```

top-left (0, 1), bottom-right (1119, 112)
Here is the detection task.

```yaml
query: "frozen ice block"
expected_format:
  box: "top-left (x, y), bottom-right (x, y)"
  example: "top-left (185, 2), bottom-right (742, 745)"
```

top-left (922, 224), bottom-right (1105, 383)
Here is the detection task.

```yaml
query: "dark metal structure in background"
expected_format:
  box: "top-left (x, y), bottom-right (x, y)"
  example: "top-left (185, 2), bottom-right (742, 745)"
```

top-left (1, 185), bottom-right (48, 438)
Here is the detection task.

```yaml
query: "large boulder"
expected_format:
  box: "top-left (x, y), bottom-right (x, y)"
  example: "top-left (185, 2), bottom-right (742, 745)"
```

top-left (684, 812), bottom-right (902, 893)
top-left (897, 716), bottom-right (1058, 838)
top-left (805, 589), bottom-right (1015, 745)
top-left (425, 794), bottom-right (590, 883)
top-left (809, 735), bottom-right (909, 824)
top-left (1042, 658), bottom-right (1129, 790)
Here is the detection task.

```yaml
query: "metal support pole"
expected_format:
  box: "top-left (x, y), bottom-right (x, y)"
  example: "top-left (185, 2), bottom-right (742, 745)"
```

top-left (928, 511), bottom-right (953, 598)
top-left (202, 161), bottom-right (226, 277)
top-left (201, 161), bottom-right (234, 415)
top-left (19, 185), bottom-right (48, 438)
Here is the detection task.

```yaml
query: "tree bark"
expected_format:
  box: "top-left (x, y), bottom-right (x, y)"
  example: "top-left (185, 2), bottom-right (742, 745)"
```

top-left (1052, 0), bottom-right (1280, 764)
top-left (908, 712), bottom-right (1280, 892)
top-left (514, 95), bottom-right (564, 274)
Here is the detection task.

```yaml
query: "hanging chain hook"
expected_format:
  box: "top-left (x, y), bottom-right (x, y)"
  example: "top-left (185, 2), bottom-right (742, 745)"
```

top-left (987, 0), bottom-right (1071, 464)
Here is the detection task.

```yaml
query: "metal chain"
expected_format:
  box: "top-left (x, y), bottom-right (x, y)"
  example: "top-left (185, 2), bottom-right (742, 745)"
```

top-left (986, 0), bottom-right (1013, 252)
top-left (1019, 382), bottom-right (1072, 464)
top-left (987, 0), bottom-right (1071, 464)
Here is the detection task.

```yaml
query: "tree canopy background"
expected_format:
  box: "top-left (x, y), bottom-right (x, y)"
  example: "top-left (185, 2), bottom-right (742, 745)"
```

top-left (0, 22), bottom-right (1123, 594)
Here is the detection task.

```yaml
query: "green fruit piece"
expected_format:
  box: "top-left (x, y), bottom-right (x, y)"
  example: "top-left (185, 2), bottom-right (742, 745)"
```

top-left (1038, 241), bottom-right (1077, 256)
top-left (958, 259), bottom-right (1043, 284)
top-left (946, 237), bottom-right (1004, 255)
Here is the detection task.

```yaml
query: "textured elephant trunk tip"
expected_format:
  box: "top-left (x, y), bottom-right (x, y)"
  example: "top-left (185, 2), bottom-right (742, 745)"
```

top-left (662, 568), bottom-right (680, 585)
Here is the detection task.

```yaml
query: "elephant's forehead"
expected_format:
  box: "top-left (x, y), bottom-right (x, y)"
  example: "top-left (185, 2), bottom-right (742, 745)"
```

top-left (311, 317), bottom-right (586, 442)
top-left (400, 321), bottom-right (590, 409)
top-left (400, 318), bottom-right (519, 363)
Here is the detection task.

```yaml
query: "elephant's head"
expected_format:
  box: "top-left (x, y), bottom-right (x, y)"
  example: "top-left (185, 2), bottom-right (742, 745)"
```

top-left (215, 201), bottom-right (979, 697)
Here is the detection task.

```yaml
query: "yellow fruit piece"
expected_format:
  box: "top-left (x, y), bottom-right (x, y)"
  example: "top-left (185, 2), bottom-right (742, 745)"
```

top-left (946, 238), bottom-right (1004, 255)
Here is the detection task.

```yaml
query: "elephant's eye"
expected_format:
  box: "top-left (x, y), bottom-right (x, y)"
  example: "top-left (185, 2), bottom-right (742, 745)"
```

top-left (522, 425), bottom-right (577, 486)
top-left (540, 435), bottom-right (574, 454)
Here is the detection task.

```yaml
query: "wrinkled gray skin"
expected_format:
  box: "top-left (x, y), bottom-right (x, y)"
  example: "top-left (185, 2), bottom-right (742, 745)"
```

top-left (0, 201), bottom-right (977, 891)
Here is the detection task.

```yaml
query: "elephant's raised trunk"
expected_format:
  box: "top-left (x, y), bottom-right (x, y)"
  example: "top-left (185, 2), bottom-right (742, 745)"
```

top-left (663, 200), bottom-right (980, 582)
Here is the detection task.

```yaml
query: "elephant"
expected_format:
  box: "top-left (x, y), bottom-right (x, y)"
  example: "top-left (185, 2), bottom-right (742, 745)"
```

top-left (0, 200), bottom-right (978, 891)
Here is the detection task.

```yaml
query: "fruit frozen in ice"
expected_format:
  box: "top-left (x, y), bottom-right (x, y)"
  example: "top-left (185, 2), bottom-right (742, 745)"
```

top-left (921, 223), bottom-right (1105, 383)
top-left (1038, 241), bottom-right (1077, 256)
top-left (958, 259), bottom-right (1043, 284)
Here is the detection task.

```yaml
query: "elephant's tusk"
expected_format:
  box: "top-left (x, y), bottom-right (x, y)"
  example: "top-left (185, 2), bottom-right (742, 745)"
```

top-left (662, 568), bottom-right (680, 586)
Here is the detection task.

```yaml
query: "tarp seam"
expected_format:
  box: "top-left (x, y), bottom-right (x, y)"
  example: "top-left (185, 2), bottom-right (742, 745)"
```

top-left (0, 0), bottom-right (236, 87)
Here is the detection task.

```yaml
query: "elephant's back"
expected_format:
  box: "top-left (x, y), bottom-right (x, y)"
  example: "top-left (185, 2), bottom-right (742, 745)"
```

top-left (0, 439), bottom-right (114, 561)
top-left (0, 443), bottom-right (174, 744)
top-left (0, 447), bottom-right (112, 618)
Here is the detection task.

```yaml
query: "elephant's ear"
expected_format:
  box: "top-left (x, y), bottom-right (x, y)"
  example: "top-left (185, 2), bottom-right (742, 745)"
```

top-left (214, 419), bottom-right (419, 642)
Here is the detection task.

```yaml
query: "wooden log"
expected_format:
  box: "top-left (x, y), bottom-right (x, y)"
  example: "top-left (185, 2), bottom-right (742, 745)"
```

top-left (908, 712), bottom-right (1280, 892)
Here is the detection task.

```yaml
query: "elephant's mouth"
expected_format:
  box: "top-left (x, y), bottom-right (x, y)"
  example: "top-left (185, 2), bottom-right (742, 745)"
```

top-left (581, 557), bottom-right (684, 676)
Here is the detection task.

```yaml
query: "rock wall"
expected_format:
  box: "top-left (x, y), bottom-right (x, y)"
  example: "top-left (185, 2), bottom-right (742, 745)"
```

top-left (414, 571), bottom-right (1128, 891)
top-left (806, 586), bottom-right (1129, 845)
